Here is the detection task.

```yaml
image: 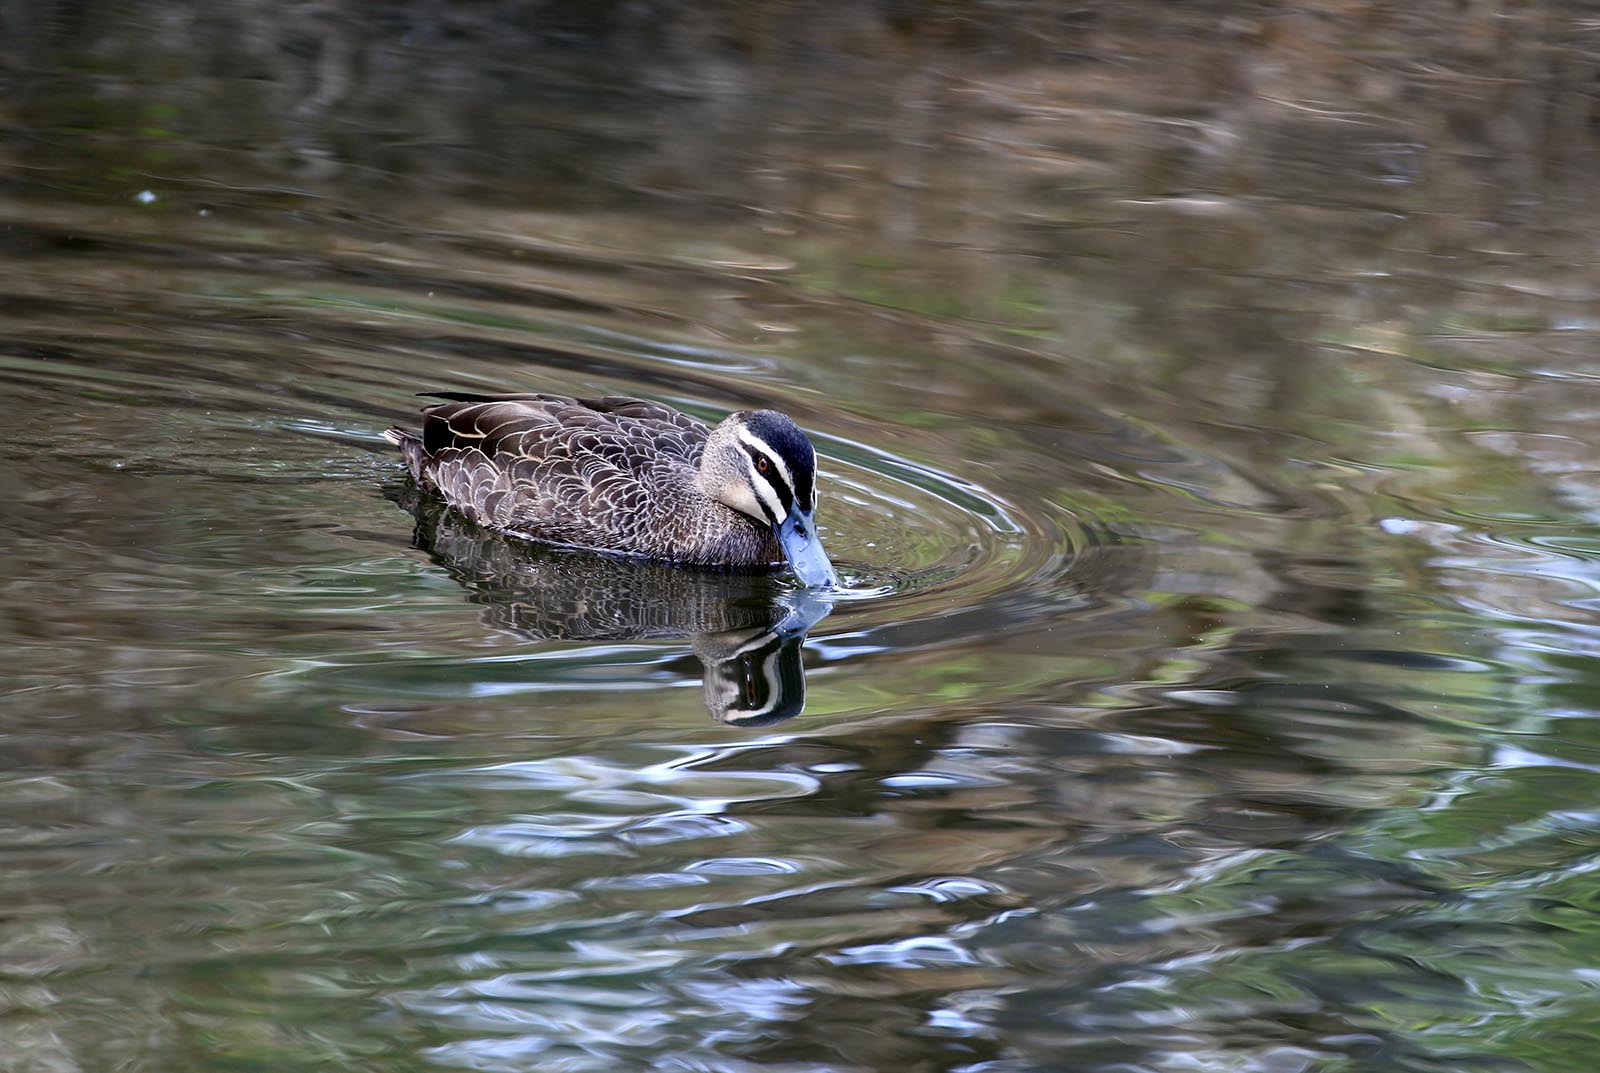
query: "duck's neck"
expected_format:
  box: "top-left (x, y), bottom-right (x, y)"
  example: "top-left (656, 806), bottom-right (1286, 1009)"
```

top-left (673, 485), bottom-right (782, 568)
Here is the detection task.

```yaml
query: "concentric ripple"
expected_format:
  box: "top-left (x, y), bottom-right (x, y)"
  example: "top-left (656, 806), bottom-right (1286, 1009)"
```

top-left (0, 196), bottom-right (1156, 697)
top-left (810, 427), bottom-right (1117, 637)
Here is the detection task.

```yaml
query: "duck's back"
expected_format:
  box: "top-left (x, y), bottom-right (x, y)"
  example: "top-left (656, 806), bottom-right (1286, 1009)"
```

top-left (388, 393), bottom-right (772, 565)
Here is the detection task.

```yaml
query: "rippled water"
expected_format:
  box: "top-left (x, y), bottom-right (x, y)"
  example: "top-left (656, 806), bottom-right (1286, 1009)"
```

top-left (7, 4), bottom-right (1600, 1071)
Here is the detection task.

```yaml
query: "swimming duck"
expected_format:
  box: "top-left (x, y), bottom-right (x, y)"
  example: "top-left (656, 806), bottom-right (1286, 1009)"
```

top-left (385, 392), bottom-right (838, 587)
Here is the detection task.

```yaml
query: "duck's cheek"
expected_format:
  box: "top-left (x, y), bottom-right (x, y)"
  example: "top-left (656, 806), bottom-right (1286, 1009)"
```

top-left (714, 479), bottom-right (771, 527)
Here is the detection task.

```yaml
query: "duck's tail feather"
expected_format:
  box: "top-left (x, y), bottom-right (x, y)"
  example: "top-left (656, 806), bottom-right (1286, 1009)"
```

top-left (384, 426), bottom-right (431, 486)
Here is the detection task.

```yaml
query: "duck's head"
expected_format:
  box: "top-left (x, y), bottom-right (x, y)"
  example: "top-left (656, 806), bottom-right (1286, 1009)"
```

top-left (700, 410), bottom-right (838, 588)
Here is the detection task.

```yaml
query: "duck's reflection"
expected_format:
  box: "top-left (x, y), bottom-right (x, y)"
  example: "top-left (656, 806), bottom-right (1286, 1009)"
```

top-left (397, 488), bottom-right (830, 726)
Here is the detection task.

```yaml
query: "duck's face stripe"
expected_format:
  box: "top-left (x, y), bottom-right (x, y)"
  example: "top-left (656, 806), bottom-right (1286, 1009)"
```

top-left (737, 428), bottom-right (796, 525)
top-left (740, 411), bottom-right (818, 513)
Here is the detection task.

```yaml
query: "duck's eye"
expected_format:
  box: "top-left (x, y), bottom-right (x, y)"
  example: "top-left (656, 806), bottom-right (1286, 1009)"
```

top-left (756, 457), bottom-right (769, 474)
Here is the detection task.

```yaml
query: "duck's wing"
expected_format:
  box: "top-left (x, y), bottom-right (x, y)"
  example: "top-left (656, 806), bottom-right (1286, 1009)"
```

top-left (419, 392), bottom-right (710, 464)
top-left (399, 393), bottom-right (711, 544)
top-left (574, 395), bottom-right (712, 463)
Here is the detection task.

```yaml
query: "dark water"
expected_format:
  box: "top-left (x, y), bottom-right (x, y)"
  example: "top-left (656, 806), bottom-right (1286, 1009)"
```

top-left (6, 4), bottom-right (1600, 1071)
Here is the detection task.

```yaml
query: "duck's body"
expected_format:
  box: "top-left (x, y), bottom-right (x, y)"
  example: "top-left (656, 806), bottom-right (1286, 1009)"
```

top-left (385, 393), bottom-right (837, 586)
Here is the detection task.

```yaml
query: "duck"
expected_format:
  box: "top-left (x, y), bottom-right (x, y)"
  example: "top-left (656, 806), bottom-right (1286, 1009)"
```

top-left (385, 392), bottom-right (838, 587)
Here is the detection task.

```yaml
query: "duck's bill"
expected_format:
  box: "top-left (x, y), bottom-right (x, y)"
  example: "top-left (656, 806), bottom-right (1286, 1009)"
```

top-left (777, 507), bottom-right (838, 589)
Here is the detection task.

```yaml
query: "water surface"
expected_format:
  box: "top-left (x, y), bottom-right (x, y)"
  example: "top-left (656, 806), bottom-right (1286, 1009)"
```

top-left (5, 5), bottom-right (1600, 1072)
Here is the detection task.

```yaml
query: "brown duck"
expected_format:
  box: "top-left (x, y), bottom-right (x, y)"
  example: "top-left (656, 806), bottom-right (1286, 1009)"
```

top-left (385, 392), bottom-right (838, 587)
